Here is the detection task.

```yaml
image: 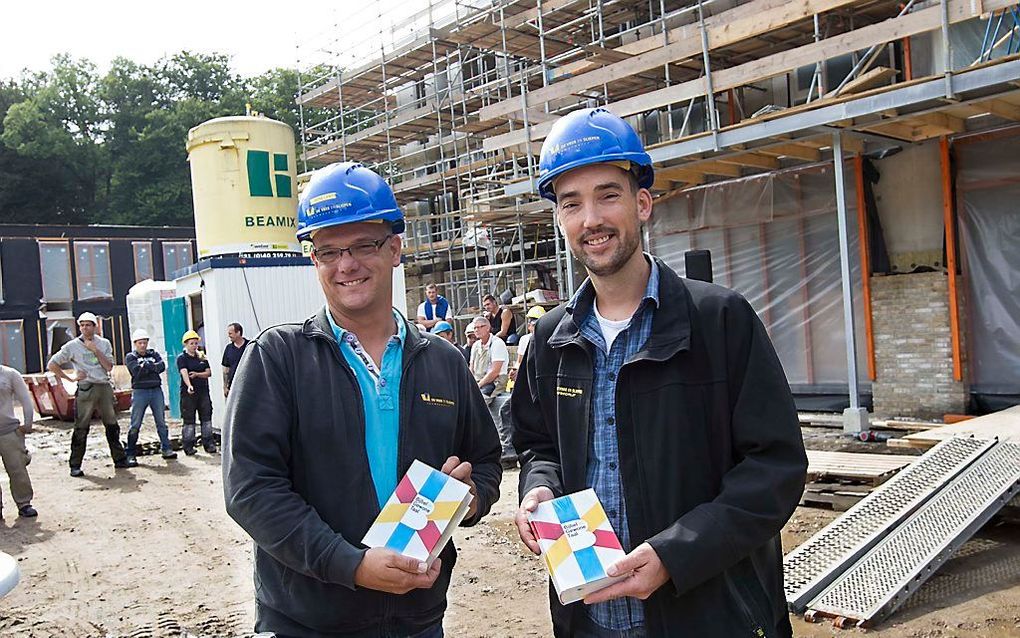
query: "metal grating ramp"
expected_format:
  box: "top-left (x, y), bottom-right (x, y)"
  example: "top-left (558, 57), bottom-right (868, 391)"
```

top-left (806, 441), bottom-right (1020, 627)
top-left (783, 437), bottom-right (994, 611)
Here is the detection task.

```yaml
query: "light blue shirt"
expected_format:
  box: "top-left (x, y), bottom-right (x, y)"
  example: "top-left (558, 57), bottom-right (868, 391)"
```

top-left (327, 309), bottom-right (406, 509)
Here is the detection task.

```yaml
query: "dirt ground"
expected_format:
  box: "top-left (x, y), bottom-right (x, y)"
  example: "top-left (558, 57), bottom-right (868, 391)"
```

top-left (1, 417), bottom-right (1018, 637)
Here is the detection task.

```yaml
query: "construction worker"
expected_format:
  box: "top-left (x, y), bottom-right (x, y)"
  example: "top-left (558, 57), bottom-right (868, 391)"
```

top-left (125, 329), bottom-right (176, 462)
top-left (222, 161), bottom-right (501, 638)
top-left (511, 108), bottom-right (806, 637)
top-left (461, 324), bottom-right (477, 364)
top-left (430, 320), bottom-right (456, 345)
top-left (507, 305), bottom-right (546, 390)
top-left (221, 322), bottom-right (250, 398)
top-left (415, 283), bottom-right (450, 330)
top-left (0, 364), bottom-right (37, 518)
top-left (482, 293), bottom-right (518, 345)
top-left (48, 312), bottom-right (133, 477)
top-left (177, 330), bottom-right (215, 455)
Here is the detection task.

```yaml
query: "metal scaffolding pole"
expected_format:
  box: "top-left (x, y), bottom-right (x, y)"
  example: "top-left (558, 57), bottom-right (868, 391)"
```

top-left (697, 0), bottom-right (720, 150)
top-left (832, 132), bottom-right (867, 434)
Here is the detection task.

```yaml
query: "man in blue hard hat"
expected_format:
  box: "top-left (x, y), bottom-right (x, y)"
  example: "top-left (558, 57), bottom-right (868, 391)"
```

top-left (511, 108), bottom-right (806, 637)
top-left (222, 161), bottom-right (502, 638)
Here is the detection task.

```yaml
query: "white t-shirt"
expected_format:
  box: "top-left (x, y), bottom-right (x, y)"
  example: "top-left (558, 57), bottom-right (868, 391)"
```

top-left (516, 333), bottom-right (533, 362)
top-left (482, 335), bottom-right (509, 364)
top-left (416, 301), bottom-right (447, 320)
top-left (593, 301), bottom-right (632, 351)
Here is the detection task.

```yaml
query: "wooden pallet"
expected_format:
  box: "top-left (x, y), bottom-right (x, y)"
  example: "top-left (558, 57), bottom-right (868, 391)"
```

top-left (806, 450), bottom-right (916, 486)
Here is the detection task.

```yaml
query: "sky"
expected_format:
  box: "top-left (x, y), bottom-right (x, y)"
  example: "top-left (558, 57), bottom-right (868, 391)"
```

top-left (0, 0), bottom-right (356, 80)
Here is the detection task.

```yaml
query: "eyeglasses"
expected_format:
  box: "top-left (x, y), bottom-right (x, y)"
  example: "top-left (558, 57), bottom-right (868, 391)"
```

top-left (312, 235), bottom-right (393, 264)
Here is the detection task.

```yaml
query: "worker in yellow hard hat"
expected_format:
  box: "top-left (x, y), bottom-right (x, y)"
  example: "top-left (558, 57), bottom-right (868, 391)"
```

top-left (177, 329), bottom-right (215, 455)
top-left (507, 305), bottom-right (546, 391)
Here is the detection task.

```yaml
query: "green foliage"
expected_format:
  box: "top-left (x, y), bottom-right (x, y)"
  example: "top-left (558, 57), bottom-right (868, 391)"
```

top-left (0, 51), bottom-right (317, 227)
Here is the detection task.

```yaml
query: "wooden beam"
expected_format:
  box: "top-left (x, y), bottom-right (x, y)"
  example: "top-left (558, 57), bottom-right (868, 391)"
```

top-left (480, 0), bottom-right (862, 122)
top-left (482, 0), bottom-right (1015, 153)
top-left (757, 143), bottom-right (822, 161)
top-left (825, 67), bottom-right (898, 97)
top-left (979, 97), bottom-right (1020, 120)
top-left (912, 112), bottom-right (967, 133)
top-left (656, 166), bottom-right (706, 183)
top-left (716, 153), bottom-right (781, 170)
top-left (689, 161), bottom-right (742, 177)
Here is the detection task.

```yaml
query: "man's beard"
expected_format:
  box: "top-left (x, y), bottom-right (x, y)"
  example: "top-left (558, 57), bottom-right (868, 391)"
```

top-left (573, 228), bottom-right (640, 277)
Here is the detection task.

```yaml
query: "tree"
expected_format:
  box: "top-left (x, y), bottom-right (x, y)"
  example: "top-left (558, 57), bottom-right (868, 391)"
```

top-left (1, 55), bottom-right (108, 223)
top-left (1, 52), bottom-right (318, 227)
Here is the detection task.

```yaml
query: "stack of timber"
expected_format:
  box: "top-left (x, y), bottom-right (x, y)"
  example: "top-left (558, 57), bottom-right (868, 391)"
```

top-left (887, 405), bottom-right (1020, 450)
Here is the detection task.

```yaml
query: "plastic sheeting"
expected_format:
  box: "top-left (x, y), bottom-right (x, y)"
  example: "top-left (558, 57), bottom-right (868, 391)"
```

top-left (650, 162), bottom-right (869, 391)
top-left (955, 131), bottom-right (1020, 398)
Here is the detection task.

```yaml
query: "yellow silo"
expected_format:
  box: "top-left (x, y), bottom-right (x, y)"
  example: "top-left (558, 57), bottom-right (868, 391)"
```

top-left (186, 116), bottom-right (300, 258)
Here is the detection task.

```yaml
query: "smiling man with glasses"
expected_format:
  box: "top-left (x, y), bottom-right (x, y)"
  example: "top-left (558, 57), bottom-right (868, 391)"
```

top-left (222, 161), bottom-right (502, 638)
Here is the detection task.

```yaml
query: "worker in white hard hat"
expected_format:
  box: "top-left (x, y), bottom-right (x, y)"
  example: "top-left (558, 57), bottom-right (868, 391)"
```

top-left (47, 312), bottom-right (134, 477)
top-left (125, 329), bottom-right (176, 462)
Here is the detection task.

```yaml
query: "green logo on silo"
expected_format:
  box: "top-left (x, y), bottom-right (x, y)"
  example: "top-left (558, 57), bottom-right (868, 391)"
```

top-left (247, 150), bottom-right (293, 198)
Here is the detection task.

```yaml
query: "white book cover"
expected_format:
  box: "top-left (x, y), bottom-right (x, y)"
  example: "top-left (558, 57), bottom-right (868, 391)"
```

top-left (528, 489), bottom-right (629, 604)
top-left (361, 460), bottom-right (474, 567)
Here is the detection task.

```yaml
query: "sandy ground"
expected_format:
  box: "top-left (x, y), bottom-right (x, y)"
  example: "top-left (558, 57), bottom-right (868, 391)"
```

top-left (0, 417), bottom-right (1018, 637)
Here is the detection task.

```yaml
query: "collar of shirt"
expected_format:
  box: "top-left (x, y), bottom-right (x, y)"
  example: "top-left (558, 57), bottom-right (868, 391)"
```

top-left (567, 253), bottom-right (660, 324)
top-left (326, 309), bottom-right (406, 377)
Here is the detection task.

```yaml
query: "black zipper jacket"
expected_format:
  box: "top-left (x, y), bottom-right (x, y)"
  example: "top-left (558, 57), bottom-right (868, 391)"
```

top-left (125, 349), bottom-right (166, 389)
top-left (511, 258), bottom-right (806, 637)
top-left (222, 308), bottom-right (502, 636)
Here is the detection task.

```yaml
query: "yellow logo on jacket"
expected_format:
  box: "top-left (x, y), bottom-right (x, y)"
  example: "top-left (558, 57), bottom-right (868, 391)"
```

top-left (420, 393), bottom-right (455, 407)
top-left (556, 386), bottom-right (584, 398)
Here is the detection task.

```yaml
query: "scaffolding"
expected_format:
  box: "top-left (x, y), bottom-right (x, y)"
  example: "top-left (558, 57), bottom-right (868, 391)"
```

top-left (296, 0), bottom-right (1020, 324)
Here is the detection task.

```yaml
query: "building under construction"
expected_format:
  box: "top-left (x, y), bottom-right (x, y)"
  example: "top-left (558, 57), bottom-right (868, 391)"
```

top-left (295, 0), bottom-right (1020, 420)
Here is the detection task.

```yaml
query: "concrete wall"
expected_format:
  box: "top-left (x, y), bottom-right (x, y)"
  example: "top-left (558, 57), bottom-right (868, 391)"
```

top-left (870, 271), bottom-right (967, 419)
top-left (871, 140), bottom-right (946, 272)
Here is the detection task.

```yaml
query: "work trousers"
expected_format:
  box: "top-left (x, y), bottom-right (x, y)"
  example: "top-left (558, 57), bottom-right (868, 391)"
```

top-left (127, 387), bottom-right (171, 455)
top-left (181, 389), bottom-right (214, 452)
top-left (70, 382), bottom-right (127, 469)
top-left (0, 430), bottom-right (33, 509)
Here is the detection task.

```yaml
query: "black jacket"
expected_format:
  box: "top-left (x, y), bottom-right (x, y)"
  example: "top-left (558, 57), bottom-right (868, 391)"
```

top-left (125, 349), bottom-right (165, 389)
top-left (511, 258), bottom-right (806, 637)
top-left (222, 308), bottom-right (502, 637)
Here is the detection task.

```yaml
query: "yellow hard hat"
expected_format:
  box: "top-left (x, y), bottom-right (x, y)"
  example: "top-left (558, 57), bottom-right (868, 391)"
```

top-left (181, 330), bottom-right (201, 345)
top-left (526, 305), bottom-right (547, 320)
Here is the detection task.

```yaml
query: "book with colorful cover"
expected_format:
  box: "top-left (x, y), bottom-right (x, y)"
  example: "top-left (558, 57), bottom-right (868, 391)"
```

top-left (528, 489), bottom-right (629, 604)
top-left (361, 460), bottom-right (474, 567)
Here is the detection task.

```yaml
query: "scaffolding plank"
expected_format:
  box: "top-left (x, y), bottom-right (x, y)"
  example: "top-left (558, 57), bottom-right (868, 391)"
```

top-left (807, 440), bottom-right (1020, 627)
top-left (483, 0), bottom-right (1017, 152)
top-left (783, 437), bottom-right (995, 612)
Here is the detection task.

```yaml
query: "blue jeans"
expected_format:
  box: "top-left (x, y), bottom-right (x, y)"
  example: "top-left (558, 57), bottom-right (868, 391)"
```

top-left (127, 387), bottom-right (171, 454)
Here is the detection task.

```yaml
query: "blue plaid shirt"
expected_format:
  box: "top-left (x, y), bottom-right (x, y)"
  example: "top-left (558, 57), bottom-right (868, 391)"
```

top-left (569, 256), bottom-right (660, 632)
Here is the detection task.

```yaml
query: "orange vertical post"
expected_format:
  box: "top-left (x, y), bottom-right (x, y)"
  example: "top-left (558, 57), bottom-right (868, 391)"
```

top-left (854, 155), bottom-right (877, 381)
top-left (902, 36), bottom-right (913, 81)
top-left (940, 136), bottom-right (963, 381)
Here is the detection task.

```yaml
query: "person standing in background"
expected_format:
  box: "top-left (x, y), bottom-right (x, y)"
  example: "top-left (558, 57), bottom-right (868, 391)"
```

top-left (178, 330), bottom-right (215, 455)
top-left (125, 329), bottom-right (176, 462)
top-left (48, 312), bottom-right (133, 477)
top-left (221, 323), bottom-right (250, 398)
top-left (0, 365), bottom-right (37, 518)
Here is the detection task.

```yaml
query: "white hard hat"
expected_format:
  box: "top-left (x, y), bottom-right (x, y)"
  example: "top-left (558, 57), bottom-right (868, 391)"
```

top-left (131, 329), bottom-right (150, 342)
top-left (77, 312), bottom-right (98, 325)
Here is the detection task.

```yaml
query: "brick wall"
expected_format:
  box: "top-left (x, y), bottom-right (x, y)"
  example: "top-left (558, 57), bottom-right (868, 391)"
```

top-left (870, 271), bottom-right (968, 419)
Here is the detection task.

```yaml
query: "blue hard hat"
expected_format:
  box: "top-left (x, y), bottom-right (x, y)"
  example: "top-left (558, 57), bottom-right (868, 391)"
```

top-left (431, 321), bottom-right (454, 335)
top-left (537, 107), bottom-right (654, 202)
top-left (296, 161), bottom-right (405, 241)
